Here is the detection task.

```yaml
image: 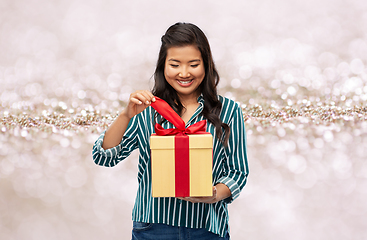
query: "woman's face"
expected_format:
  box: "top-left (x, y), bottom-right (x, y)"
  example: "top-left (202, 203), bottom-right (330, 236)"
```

top-left (164, 45), bottom-right (205, 100)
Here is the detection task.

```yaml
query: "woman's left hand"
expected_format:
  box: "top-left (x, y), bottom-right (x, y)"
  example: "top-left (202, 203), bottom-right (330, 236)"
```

top-left (177, 183), bottom-right (231, 204)
top-left (177, 186), bottom-right (217, 204)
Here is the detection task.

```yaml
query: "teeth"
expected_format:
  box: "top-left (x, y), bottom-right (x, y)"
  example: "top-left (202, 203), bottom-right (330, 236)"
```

top-left (179, 80), bottom-right (192, 84)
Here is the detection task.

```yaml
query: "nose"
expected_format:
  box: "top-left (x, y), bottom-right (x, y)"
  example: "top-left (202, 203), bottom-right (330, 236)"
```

top-left (179, 67), bottom-right (191, 78)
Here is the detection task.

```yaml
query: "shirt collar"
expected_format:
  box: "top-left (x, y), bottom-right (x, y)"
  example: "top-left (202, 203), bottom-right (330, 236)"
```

top-left (184, 94), bottom-right (205, 127)
top-left (197, 94), bottom-right (204, 104)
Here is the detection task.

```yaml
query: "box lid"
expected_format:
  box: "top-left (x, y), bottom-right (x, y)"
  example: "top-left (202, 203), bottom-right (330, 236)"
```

top-left (150, 134), bottom-right (212, 149)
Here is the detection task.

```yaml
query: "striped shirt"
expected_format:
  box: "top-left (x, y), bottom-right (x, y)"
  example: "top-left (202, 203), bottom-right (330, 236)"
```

top-left (92, 95), bottom-right (249, 238)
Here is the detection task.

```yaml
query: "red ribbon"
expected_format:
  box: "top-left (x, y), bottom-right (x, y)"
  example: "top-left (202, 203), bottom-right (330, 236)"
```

top-left (150, 97), bottom-right (207, 197)
top-left (150, 97), bottom-right (207, 136)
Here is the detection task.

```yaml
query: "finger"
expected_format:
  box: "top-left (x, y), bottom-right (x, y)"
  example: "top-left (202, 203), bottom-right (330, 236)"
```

top-left (129, 92), bottom-right (143, 105)
top-left (135, 92), bottom-right (151, 105)
top-left (184, 198), bottom-right (197, 203)
top-left (186, 197), bottom-right (204, 203)
top-left (139, 91), bottom-right (154, 104)
top-left (130, 97), bottom-right (143, 105)
top-left (130, 90), bottom-right (156, 104)
top-left (142, 90), bottom-right (156, 102)
top-left (177, 197), bottom-right (196, 203)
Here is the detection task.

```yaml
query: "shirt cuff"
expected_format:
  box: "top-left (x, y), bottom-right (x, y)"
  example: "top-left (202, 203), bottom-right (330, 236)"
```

top-left (93, 131), bottom-right (122, 158)
top-left (216, 176), bottom-right (241, 204)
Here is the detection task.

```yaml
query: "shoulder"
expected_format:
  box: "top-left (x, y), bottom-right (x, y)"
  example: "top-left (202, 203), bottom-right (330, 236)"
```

top-left (218, 95), bottom-right (241, 112)
top-left (217, 95), bottom-right (242, 123)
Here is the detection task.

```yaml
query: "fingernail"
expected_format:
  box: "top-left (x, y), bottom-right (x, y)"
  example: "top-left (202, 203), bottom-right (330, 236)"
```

top-left (138, 101), bottom-right (142, 104)
top-left (146, 101), bottom-right (150, 104)
top-left (152, 97), bottom-right (156, 102)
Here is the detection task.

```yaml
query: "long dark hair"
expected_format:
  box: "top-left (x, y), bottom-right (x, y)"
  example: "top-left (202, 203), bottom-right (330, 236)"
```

top-left (152, 22), bottom-right (230, 145)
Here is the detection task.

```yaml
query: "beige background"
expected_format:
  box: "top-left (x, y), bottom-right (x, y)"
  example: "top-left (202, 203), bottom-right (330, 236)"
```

top-left (1, 0), bottom-right (367, 239)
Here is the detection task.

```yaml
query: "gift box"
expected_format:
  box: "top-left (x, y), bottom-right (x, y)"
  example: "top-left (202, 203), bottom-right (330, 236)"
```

top-left (150, 133), bottom-right (213, 197)
top-left (149, 97), bottom-right (213, 198)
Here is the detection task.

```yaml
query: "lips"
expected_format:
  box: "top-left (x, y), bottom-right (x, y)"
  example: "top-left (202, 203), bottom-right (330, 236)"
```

top-left (177, 79), bottom-right (194, 87)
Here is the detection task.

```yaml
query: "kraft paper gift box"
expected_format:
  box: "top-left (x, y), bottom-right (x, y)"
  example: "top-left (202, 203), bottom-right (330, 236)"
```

top-left (149, 97), bottom-right (213, 198)
top-left (150, 133), bottom-right (213, 197)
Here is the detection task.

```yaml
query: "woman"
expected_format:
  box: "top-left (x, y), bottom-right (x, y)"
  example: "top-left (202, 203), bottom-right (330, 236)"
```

top-left (92, 22), bottom-right (249, 239)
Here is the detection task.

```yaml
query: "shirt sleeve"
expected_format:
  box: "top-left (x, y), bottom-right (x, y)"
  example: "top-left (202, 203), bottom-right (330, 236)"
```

top-left (92, 114), bottom-right (140, 167)
top-left (216, 103), bottom-right (249, 204)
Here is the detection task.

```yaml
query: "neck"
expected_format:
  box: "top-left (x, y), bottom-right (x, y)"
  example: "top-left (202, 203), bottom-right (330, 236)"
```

top-left (177, 89), bottom-right (201, 107)
top-left (178, 93), bottom-right (200, 107)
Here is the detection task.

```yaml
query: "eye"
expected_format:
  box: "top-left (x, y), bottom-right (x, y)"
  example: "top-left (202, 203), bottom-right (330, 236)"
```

top-left (170, 64), bottom-right (179, 68)
top-left (191, 64), bottom-right (199, 68)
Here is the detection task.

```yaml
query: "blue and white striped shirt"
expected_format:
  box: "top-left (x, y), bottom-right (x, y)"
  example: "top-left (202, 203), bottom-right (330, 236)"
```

top-left (92, 95), bottom-right (249, 238)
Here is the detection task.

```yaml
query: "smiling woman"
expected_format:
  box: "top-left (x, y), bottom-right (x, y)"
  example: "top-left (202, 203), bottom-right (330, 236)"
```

top-left (92, 22), bottom-right (249, 240)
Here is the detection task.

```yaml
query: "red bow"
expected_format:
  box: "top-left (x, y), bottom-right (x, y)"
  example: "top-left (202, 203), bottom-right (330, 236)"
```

top-left (150, 97), bottom-right (207, 136)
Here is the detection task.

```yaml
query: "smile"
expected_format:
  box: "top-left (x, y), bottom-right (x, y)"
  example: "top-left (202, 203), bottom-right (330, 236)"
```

top-left (177, 79), bottom-right (194, 87)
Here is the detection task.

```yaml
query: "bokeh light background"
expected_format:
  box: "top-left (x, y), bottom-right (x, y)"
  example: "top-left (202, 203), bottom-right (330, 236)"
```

top-left (1, 0), bottom-right (367, 239)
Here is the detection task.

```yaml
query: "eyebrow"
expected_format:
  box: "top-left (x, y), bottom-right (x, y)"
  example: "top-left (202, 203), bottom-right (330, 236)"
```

top-left (168, 59), bottom-right (201, 63)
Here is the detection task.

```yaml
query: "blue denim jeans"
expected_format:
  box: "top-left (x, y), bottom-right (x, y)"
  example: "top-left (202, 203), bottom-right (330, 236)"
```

top-left (132, 221), bottom-right (230, 240)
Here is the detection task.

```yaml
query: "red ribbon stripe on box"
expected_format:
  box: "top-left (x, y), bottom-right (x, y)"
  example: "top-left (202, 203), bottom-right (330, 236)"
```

top-left (150, 97), bottom-right (207, 197)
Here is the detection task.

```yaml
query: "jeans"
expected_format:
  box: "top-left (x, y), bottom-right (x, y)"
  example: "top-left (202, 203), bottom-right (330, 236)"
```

top-left (132, 221), bottom-right (230, 240)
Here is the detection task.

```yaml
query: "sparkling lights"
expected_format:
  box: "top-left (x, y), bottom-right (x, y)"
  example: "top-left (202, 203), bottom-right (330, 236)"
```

top-left (1, 0), bottom-right (367, 239)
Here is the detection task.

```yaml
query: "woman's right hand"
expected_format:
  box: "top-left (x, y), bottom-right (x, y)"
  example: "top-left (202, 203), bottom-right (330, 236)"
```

top-left (123, 90), bottom-right (156, 119)
top-left (102, 90), bottom-right (155, 150)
